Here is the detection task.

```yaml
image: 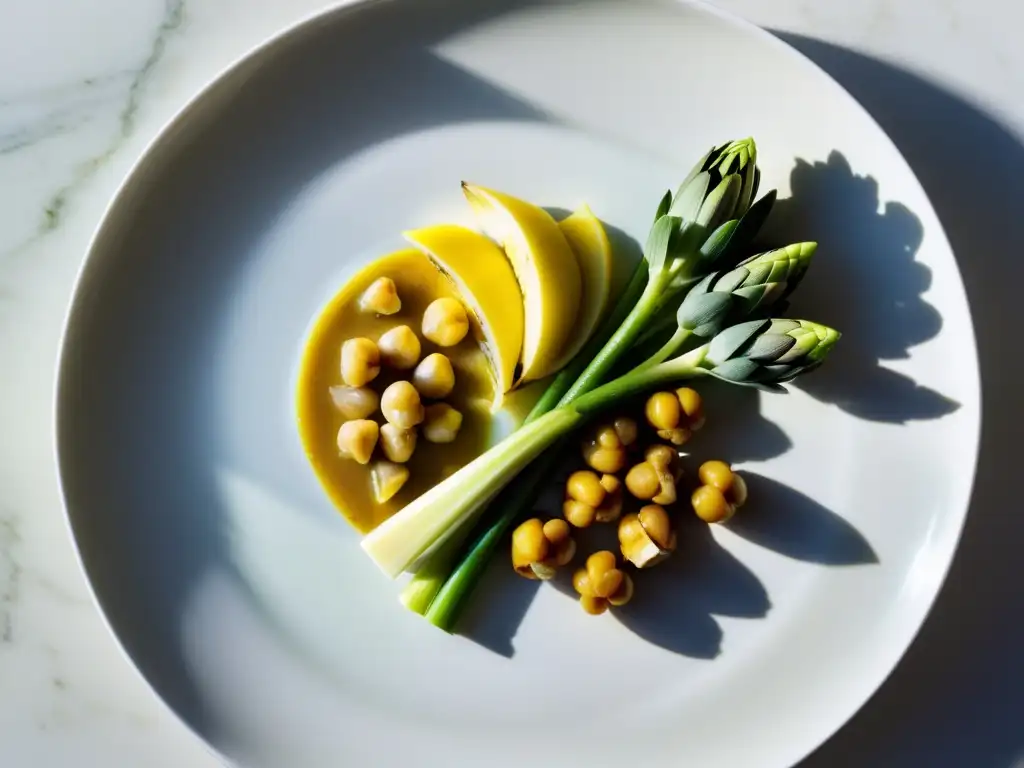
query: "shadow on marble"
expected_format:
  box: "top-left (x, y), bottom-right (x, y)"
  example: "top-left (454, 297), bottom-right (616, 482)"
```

top-left (775, 32), bottom-right (1024, 768)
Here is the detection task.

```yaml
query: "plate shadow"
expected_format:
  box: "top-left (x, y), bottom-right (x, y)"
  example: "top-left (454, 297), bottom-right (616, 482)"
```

top-left (773, 33), bottom-right (1024, 768)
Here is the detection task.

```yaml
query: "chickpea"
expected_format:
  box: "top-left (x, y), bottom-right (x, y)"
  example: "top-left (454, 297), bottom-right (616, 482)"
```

top-left (359, 277), bottom-right (401, 315)
top-left (698, 460), bottom-right (746, 501)
top-left (643, 456), bottom-right (678, 506)
top-left (625, 461), bottom-right (660, 500)
top-left (645, 391), bottom-right (681, 431)
top-left (563, 499), bottom-right (597, 528)
top-left (582, 444), bottom-right (627, 474)
top-left (638, 504), bottom-right (674, 550)
top-left (370, 460), bottom-right (409, 503)
top-left (543, 518), bottom-right (572, 549)
top-left (377, 325), bottom-right (421, 370)
top-left (336, 419), bottom-right (379, 465)
top-left (691, 485), bottom-right (734, 523)
top-left (511, 518), bottom-right (548, 567)
top-left (692, 460), bottom-right (748, 523)
top-left (422, 297), bottom-right (469, 347)
top-left (657, 427), bottom-right (693, 447)
top-left (613, 417), bottom-right (639, 447)
top-left (566, 470), bottom-right (606, 508)
top-left (572, 550), bottom-right (634, 613)
top-left (340, 338), bottom-right (381, 387)
top-left (618, 504), bottom-right (676, 568)
top-left (595, 425), bottom-right (622, 450)
top-left (379, 423), bottom-right (417, 463)
top-left (645, 444), bottom-right (682, 480)
top-left (641, 447), bottom-right (681, 504)
top-left (511, 517), bottom-right (576, 579)
top-left (676, 387), bottom-right (706, 431)
top-left (380, 381), bottom-right (424, 429)
top-left (422, 403), bottom-right (463, 443)
top-left (595, 474), bottom-right (624, 523)
top-left (607, 574), bottom-right (634, 606)
top-left (412, 353), bottom-right (455, 399)
top-left (328, 385), bottom-right (379, 420)
top-left (580, 595), bottom-right (609, 615)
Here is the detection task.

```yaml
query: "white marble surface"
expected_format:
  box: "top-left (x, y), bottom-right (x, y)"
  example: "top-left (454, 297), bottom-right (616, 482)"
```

top-left (1, 1), bottom-right (1021, 766)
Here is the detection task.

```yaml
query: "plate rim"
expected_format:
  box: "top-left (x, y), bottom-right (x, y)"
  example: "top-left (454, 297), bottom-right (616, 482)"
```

top-left (51, 0), bottom-right (982, 765)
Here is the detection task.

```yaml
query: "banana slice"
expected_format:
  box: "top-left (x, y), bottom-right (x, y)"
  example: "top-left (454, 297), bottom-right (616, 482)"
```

top-left (404, 224), bottom-right (525, 406)
top-left (462, 183), bottom-right (582, 384)
top-left (552, 203), bottom-right (614, 370)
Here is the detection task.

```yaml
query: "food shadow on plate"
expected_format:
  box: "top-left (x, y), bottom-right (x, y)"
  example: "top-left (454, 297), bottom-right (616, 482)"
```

top-left (57, 0), bottom-right (567, 742)
top-left (724, 472), bottom-right (877, 566)
top-left (467, 500), bottom-right (761, 660)
top-left (572, 515), bottom-right (771, 659)
top-left (772, 34), bottom-right (1024, 768)
top-left (757, 150), bottom-right (958, 424)
top-left (463, 466), bottom-right (877, 659)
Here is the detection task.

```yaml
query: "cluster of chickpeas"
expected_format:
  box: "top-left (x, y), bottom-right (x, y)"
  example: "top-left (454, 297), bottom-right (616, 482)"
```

top-left (511, 386), bottom-right (749, 616)
top-left (332, 277), bottom-right (471, 503)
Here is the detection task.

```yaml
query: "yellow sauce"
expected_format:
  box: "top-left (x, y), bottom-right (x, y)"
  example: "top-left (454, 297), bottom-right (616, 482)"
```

top-left (296, 249), bottom-right (495, 533)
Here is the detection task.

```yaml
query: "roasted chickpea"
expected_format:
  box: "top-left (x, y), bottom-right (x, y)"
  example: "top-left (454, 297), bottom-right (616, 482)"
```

top-left (563, 499), bottom-right (597, 528)
top-left (328, 385), bottom-right (379, 420)
top-left (422, 403), bottom-right (463, 443)
top-left (377, 325), bottom-right (421, 370)
top-left (422, 297), bottom-right (469, 347)
top-left (359, 277), bottom-right (401, 315)
top-left (370, 460), bottom-right (409, 503)
top-left (582, 444), bottom-right (627, 474)
top-left (618, 504), bottom-right (676, 568)
top-left (380, 381), bottom-right (424, 429)
top-left (594, 474), bottom-right (624, 523)
top-left (336, 419), bottom-right (379, 465)
top-left (692, 460), bottom-right (748, 522)
top-left (566, 470), bottom-right (606, 509)
top-left (511, 517), bottom-right (576, 579)
top-left (625, 461), bottom-right (660, 500)
top-left (412, 353), bottom-right (455, 399)
top-left (572, 550), bottom-right (633, 613)
top-left (340, 338), bottom-right (381, 387)
top-left (645, 391), bottom-right (682, 431)
top-left (379, 423), bottom-right (417, 463)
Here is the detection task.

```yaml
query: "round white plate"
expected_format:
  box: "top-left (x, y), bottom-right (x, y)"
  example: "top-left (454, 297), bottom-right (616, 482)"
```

top-left (55, 1), bottom-right (979, 766)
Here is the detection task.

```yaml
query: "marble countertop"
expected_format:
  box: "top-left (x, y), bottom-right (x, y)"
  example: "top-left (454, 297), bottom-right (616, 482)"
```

top-left (2, 1), bottom-right (1021, 766)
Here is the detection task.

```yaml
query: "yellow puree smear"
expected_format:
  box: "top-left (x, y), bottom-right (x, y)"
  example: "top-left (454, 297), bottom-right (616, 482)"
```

top-left (296, 249), bottom-right (495, 533)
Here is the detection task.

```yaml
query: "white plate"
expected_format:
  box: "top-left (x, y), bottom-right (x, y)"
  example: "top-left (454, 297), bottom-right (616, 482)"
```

top-left (54, 1), bottom-right (980, 766)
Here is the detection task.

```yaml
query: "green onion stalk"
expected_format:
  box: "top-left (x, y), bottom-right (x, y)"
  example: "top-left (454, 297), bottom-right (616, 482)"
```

top-left (361, 317), bottom-right (840, 590)
top-left (395, 138), bottom-right (770, 612)
top-left (398, 138), bottom-right (798, 616)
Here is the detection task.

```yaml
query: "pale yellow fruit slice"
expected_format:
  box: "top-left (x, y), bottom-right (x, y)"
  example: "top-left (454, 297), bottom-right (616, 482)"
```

top-left (551, 203), bottom-right (614, 370)
top-left (403, 224), bottom-right (525, 405)
top-left (461, 183), bottom-right (582, 384)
